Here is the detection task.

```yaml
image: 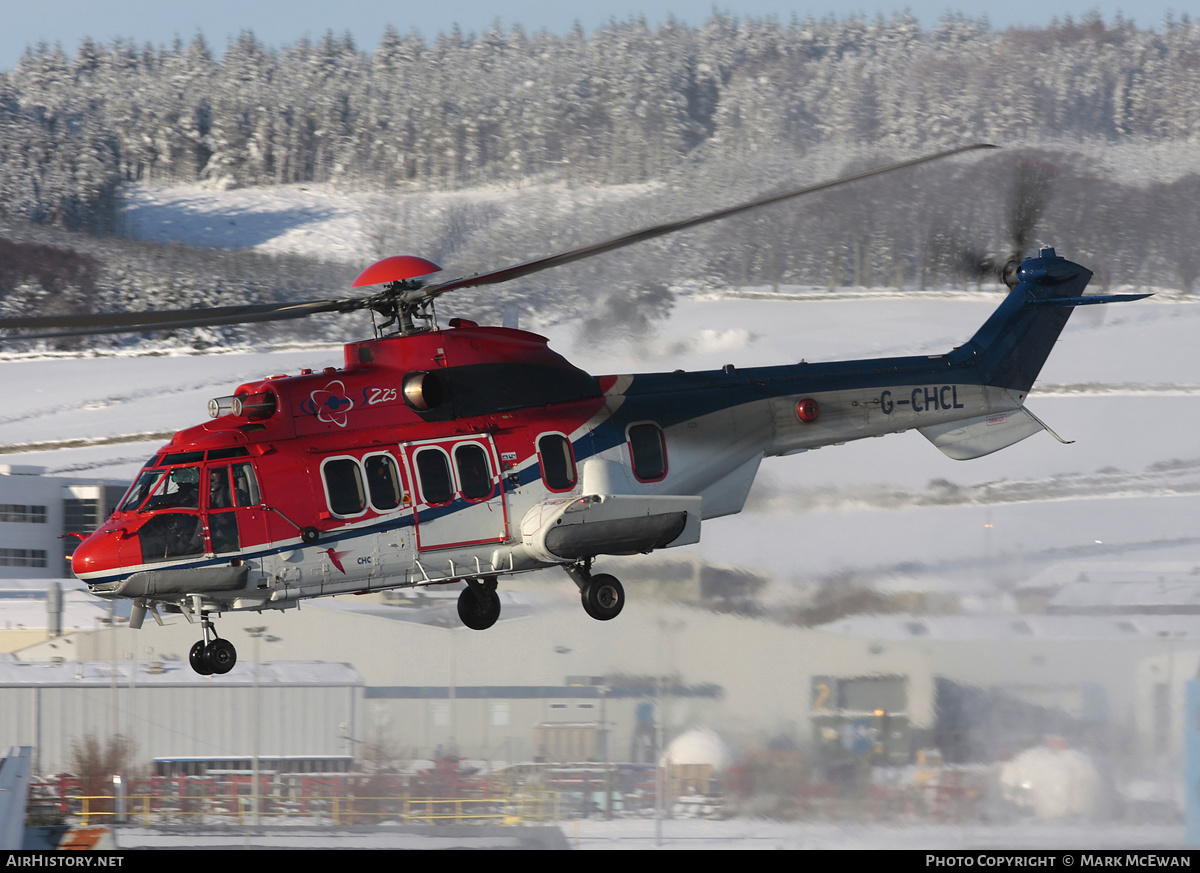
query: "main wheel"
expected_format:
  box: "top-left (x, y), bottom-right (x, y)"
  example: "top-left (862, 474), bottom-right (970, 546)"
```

top-left (457, 585), bottom-right (501, 630)
top-left (582, 574), bottom-right (624, 621)
top-left (190, 640), bottom-right (215, 675)
top-left (206, 638), bottom-right (238, 674)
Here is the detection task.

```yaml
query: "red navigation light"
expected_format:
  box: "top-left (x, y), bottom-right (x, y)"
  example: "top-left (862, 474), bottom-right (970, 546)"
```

top-left (796, 398), bottom-right (820, 423)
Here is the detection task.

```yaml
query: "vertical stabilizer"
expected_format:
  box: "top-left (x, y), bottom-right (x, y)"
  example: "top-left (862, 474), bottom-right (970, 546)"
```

top-left (963, 247), bottom-right (1091, 393)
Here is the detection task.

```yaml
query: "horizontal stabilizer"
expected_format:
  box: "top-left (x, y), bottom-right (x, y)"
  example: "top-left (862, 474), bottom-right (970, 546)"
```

top-left (918, 408), bottom-right (1044, 460)
top-left (1030, 292), bottom-right (1152, 308)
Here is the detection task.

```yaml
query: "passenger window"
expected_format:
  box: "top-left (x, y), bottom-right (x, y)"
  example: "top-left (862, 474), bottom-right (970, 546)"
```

top-left (414, 448), bottom-right (454, 505)
top-left (628, 423), bottom-right (667, 482)
top-left (365, 454), bottom-right (402, 511)
top-left (455, 444), bottom-right (493, 501)
top-left (537, 434), bottom-right (577, 491)
top-left (323, 458), bottom-right (366, 516)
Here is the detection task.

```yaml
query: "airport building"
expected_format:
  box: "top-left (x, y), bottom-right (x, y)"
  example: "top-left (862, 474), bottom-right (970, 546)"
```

top-left (3, 586), bottom-right (936, 774)
top-left (2, 469), bottom-right (1198, 803)
top-left (0, 465), bottom-right (125, 579)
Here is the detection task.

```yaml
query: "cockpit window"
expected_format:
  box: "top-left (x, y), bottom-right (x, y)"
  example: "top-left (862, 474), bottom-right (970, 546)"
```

top-left (118, 465), bottom-right (203, 513)
top-left (159, 451), bottom-right (205, 466)
top-left (143, 467), bottom-right (201, 511)
top-left (231, 462), bottom-right (260, 507)
top-left (118, 469), bottom-right (166, 512)
top-left (208, 467), bottom-right (234, 509)
top-left (139, 512), bottom-right (203, 563)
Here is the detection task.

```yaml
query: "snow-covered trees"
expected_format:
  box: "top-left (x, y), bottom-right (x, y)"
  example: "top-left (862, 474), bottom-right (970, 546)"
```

top-left (4, 11), bottom-right (1200, 316)
top-left (5, 12), bottom-right (1200, 224)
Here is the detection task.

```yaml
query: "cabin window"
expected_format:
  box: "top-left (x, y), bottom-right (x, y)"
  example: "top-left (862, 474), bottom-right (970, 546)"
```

top-left (454, 443), bottom-right (493, 501)
top-left (322, 458), bottom-right (366, 516)
top-left (628, 423), bottom-right (667, 482)
top-left (537, 433), bottom-right (577, 492)
top-left (365, 454), bottom-right (402, 511)
top-left (414, 448), bottom-right (454, 506)
top-left (232, 463), bottom-right (261, 507)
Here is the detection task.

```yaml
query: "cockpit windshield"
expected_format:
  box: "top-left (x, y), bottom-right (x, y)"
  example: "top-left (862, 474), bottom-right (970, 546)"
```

top-left (117, 466), bottom-right (201, 513)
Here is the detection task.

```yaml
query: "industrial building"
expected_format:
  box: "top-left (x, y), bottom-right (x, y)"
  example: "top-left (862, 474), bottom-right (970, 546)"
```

top-left (4, 583), bottom-right (935, 774)
top-left (0, 465), bottom-right (125, 579)
top-left (0, 657), bottom-right (362, 776)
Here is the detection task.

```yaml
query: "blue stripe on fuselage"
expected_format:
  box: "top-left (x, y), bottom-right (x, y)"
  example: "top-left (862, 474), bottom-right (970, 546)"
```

top-left (83, 512), bottom-right (418, 587)
top-left (582, 348), bottom-right (979, 453)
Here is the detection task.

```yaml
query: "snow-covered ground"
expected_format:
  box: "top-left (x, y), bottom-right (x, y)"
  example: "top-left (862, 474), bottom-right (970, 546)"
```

top-left (565, 818), bottom-right (1190, 850)
top-left (102, 817), bottom-right (1191, 850)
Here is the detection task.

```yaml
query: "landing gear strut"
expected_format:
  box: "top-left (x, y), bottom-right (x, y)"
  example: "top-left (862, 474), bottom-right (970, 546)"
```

top-left (189, 615), bottom-right (238, 675)
top-left (566, 561), bottom-right (625, 621)
top-left (457, 577), bottom-right (501, 630)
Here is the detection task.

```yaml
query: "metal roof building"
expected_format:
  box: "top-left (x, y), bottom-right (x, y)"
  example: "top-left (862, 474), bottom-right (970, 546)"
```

top-left (0, 656), bottom-right (363, 774)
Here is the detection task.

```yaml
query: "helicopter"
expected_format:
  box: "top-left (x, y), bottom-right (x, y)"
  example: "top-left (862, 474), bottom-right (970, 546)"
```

top-left (0, 144), bottom-right (1149, 675)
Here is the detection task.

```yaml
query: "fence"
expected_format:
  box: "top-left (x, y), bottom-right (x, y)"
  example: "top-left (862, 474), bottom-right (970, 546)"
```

top-left (71, 790), bottom-right (560, 827)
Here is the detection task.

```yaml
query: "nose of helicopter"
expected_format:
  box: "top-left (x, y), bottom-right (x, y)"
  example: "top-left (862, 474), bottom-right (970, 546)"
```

top-left (68, 528), bottom-right (122, 580)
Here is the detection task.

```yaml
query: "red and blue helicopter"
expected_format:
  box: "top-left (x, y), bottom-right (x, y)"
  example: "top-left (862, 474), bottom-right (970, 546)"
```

top-left (0, 144), bottom-right (1148, 674)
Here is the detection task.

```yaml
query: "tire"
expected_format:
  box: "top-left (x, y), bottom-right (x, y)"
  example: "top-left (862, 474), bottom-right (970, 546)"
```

top-left (582, 574), bottom-right (624, 621)
top-left (190, 640), bottom-right (215, 675)
top-left (301, 527), bottom-right (320, 545)
top-left (206, 638), bottom-right (238, 674)
top-left (457, 585), bottom-right (501, 630)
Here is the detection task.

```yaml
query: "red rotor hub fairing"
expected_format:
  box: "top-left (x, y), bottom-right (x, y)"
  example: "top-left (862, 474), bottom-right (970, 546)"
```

top-left (351, 256), bottom-right (443, 287)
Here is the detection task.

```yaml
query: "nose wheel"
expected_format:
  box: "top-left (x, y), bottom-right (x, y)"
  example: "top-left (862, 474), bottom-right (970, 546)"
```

top-left (189, 616), bottom-right (238, 675)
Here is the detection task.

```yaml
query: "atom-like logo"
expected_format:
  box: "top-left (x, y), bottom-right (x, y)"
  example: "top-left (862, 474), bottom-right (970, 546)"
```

top-left (301, 380), bottom-right (355, 427)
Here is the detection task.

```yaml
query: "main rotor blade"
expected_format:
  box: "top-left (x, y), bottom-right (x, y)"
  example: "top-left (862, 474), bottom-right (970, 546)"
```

top-left (0, 299), bottom-right (348, 339)
top-left (414, 143), bottom-right (998, 302)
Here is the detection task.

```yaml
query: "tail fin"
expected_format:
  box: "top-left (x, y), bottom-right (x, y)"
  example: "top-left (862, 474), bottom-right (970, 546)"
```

top-left (960, 247), bottom-right (1149, 393)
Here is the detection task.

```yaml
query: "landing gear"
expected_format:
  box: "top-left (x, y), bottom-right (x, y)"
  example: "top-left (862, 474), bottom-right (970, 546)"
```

top-left (189, 615), bottom-right (238, 675)
top-left (457, 578), bottom-right (501, 630)
top-left (206, 638), bottom-right (237, 673)
top-left (582, 574), bottom-right (624, 621)
top-left (189, 640), bottom-right (214, 675)
top-left (566, 562), bottom-right (625, 621)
